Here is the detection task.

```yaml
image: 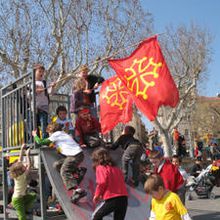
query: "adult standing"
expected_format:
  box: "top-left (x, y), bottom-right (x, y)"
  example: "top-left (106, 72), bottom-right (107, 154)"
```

top-left (172, 127), bottom-right (180, 155)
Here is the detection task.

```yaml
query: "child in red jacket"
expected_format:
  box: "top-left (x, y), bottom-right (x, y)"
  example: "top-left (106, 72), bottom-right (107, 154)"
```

top-left (75, 108), bottom-right (104, 148)
top-left (91, 148), bottom-right (128, 220)
top-left (149, 150), bottom-right (185, 203)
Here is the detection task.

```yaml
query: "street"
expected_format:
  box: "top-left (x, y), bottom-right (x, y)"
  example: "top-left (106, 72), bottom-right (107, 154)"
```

top-left (0, 186), bottom-right (220, 219)
top-left (186, 186), bottom-right (220, 220)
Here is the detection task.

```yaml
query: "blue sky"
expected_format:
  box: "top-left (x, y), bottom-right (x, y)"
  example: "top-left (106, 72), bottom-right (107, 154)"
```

top-left (141, 0), bottom-right (220, 97)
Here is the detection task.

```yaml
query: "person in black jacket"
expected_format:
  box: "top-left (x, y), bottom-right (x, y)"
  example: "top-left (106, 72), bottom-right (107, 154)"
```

top-left (78, 64), bottom-right (104, 117)
top-left (111, 125), bottom-right (143, 187)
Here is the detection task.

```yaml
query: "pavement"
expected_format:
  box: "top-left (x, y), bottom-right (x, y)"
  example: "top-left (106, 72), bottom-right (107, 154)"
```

top-left (0, 155), bottom-right (220, 220)
top-left (0, 186), bottom-right (220, 219)
top-left (186, 186), bottom-right (220, 220)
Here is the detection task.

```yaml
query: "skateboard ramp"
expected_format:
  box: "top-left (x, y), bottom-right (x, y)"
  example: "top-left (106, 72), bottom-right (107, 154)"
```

top-left (41, 147), bottom-right (151, 220)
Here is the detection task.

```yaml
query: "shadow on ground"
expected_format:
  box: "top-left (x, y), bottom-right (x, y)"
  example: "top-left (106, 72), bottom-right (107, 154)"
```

top-left (191, 209), bottom-right (220, 220)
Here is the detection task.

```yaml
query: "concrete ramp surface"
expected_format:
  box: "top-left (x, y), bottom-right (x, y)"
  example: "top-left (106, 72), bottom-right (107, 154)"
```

top-left (41, 147), bottom-right (150, 220)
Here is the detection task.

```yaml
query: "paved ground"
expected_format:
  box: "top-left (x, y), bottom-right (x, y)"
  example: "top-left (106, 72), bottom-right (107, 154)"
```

top-left (186, 186), bottom-right (220, 220)
top-left (0, 186), bottom-right (220, 219)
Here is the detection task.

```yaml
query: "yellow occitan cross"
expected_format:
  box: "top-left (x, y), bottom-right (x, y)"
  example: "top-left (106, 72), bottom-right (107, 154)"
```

top-left (125, 57), bottom-right (162, 100)
top-left (102, 78), bottom-right (129, 110)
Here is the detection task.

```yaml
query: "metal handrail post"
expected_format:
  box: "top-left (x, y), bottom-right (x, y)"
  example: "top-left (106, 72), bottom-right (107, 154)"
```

top-left (38, 151), bottom-right (47, 219)
top-left (32, 71), bottom-right (37, 147)
top-left (1, 90), bottom-right (8, 220)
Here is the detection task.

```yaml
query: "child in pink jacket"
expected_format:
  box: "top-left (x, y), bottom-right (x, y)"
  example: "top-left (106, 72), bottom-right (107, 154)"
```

top-left (91, 148), bottom-right (128, 220)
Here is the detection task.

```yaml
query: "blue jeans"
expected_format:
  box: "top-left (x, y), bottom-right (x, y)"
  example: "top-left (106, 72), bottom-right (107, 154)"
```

top-left (37, 110), bottom-right (48, 138)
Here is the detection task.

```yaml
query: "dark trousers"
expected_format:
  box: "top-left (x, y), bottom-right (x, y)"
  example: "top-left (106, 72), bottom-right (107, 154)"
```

top-left (92, 196), bottom-right (128, 220)
top-left (55, 152), bottom-right (84, 190)
top-left (122, 145), bottom-right (142, 183)
top-left (177, 184), bottom-right (186, 205)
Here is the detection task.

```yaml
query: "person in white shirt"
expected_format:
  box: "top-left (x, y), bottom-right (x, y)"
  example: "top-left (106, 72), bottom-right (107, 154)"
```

top-left (34, 64), bottom-right (56, 138)
top-left (32, 123), bottom-right (87, 203)
top-left (53, 105), bottom-right (74, 136)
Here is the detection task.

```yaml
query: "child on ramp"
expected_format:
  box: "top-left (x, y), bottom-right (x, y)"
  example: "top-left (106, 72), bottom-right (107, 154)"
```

top-left (32, 123), bottom-right (87, 203)
top-left (91, 148), bottom-right (128, 220)
top-left (10, 144), bottom-right (36, 220)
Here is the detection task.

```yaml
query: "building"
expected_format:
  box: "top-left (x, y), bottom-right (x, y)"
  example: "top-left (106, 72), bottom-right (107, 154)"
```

top-left (179, 96), bottom-right (220, 149)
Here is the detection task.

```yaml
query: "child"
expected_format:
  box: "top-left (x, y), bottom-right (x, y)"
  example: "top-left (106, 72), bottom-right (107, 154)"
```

top-left (53, 105), bottom-right (74, 136)
top-left (148, 150), bottom-right (185, 204)
top-left (77, 64), bottom-right (104, 117)
top-left (172, 155), bottom-right (189, 182)
top-left (91, 148), bottom-right (128, 220)
top-left (144, 175), bottom-right (191, 220)
top-left (70, 77), bottom-right (91, 114)
top-left (34, 63), bottom-right (55, 138)
top-left (172, 155), bottom-right (188, 204)
top-left (32, 123), bottom-right (87, 203)
top-left (10, 144), bottom-right (36, 220)
top-left (111, 125), bottom-right (143, 187)
top-left (75, 108), bottom-right (104, 148)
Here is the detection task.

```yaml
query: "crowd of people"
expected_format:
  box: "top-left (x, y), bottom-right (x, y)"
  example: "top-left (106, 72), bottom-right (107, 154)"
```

top-left (7, 63), bottom-right (220, 220)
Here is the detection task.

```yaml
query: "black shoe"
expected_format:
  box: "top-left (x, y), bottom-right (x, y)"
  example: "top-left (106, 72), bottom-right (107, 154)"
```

top-left (76, 167), bottom-right (87, 184)
top-left (71, 190), bottom-right (87, 204)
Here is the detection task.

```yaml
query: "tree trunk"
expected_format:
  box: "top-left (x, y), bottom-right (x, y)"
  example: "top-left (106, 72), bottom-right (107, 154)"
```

top-left (159, 129), bottom-right (172, 157)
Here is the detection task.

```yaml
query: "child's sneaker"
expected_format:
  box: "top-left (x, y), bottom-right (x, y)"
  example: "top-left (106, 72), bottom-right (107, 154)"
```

top-left (55, 203), bottom-right (64, 214)
top-left (71, 189), bottom-right (87, 204)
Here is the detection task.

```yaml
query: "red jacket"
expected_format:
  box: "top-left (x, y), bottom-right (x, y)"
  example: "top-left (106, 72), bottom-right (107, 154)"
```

top-left (155, 159), bottom-right (184, 192)
top-left (95, 165), bottom-right (128, 200)
top-left (75, 116), bottom-right (101, 145)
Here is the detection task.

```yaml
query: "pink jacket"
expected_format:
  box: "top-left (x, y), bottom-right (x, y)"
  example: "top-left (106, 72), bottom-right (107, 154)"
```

top-left (95, 165), bottom-right (128, 200)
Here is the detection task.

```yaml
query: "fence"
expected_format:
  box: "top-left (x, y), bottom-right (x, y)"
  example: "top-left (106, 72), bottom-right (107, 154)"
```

top-left (1, 72), bottom-right (70, 219)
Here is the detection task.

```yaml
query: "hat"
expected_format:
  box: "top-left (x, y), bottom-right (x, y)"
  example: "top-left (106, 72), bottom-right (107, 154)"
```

top-left (154, 146), bottom-right (164, 157)
top-left (80, 64), bottom-right (90, 72)
top-left (33, 63), bottom-right (45, 70)
top-left (78, 108), bottom-right (90, 114)
top-left (148, 150), bottom-right (163, 159)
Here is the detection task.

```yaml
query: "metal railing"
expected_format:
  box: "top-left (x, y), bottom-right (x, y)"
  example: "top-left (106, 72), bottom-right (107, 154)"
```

top-left (1, 72), bottom-right (70, 219)
top-left (1, 72), bottom-right (36, 150)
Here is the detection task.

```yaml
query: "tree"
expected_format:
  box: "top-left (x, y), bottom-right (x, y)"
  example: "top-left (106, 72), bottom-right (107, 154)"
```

top-left (0, 0), bottom-right (153, 89)
top-left (190, 97), bottom-right (220, 139)
top-left (152, 24), bottom-right (212, 157)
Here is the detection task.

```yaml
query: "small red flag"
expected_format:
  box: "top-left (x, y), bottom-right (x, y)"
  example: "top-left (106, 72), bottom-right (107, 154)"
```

top-left (108, 36), bottom-right (179, 121)
top-left (99, 75), bottom-right (133, 134)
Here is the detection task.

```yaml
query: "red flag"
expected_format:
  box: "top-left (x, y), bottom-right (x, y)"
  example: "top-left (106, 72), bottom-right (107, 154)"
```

top-left (99, 75), bottom-right (133, 134)
top-left (108, 36), bottom-right (179, 121)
